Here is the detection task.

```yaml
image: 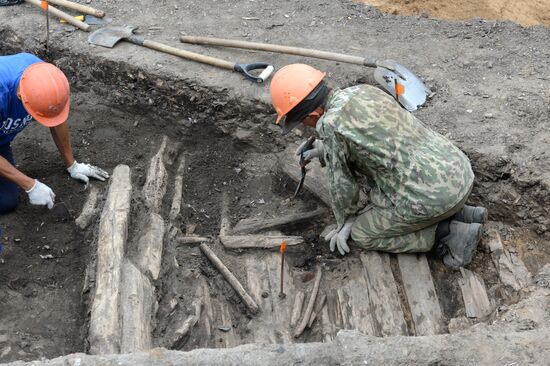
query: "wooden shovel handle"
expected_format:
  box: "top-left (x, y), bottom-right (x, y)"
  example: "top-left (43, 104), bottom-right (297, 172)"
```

top-left (139, 38), bottom-right (236, 70)
top-left (180, 36), bottom-right (378, 68)
top-left (46, 0), bottom-right (105, 18)
top-left (25, 0), bottom-right (90, 31)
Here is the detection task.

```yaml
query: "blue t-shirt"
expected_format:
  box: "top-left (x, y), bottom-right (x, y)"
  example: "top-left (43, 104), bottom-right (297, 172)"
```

top-left (0, 53), bottom-right (42, 146)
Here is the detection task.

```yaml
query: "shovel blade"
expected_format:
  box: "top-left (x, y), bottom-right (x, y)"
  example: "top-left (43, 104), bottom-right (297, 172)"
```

top-left (84, 15), bottom-right (112, 26)
top-left (88, 25), bottom-right (136, 48)
top-left (374, 60), bottom-right (431, 111)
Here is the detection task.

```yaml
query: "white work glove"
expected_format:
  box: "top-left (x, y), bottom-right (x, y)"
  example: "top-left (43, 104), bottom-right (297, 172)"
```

top-left (67, 161), bottom-right (109, 186)
top-left (295, 139), bottom-right (324, 162)
top-left (324, 217), bottom-right (356, 256)
top-left (26, 179), bottom-right (56, 209)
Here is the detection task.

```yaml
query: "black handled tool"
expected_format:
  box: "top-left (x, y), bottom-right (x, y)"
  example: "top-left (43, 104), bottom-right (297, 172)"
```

top-left (293, 136), bottom-right (316, 198)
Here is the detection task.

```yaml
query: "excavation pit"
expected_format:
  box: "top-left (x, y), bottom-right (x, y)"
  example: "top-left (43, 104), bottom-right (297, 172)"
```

top-left (0, 1), bottom-right (549, 358)
top-left (0, 50), bottom-right (547, 363)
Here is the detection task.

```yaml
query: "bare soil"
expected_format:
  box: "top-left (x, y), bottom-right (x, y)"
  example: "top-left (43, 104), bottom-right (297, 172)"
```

top-left (0, 0), bottom-right (549, 362)
top-left (360, 0), bottom-right (550, 26)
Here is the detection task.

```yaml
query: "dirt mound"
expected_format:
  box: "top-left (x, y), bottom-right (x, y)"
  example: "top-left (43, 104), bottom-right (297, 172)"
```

top-left (360, 0), bottom-right (550, 26)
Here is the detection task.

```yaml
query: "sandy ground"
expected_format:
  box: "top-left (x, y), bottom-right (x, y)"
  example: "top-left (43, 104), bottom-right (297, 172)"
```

top-left (0, 0), bottom-right (549, 362)
top-left (360, 0), bottom-right (550, 26)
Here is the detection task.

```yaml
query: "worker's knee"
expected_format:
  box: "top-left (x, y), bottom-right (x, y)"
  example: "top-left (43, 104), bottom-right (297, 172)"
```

top-left (0, 182), bottom-right (20, 214)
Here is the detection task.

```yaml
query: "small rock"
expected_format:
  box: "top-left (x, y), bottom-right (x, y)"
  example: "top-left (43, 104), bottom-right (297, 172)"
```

top-left (261, 291), bottom-right (269, 298)
top-left (39, 254), bottom-right (54, 260)
top-left (218, 325), bottom-right (232, 332)
top-left (234, 128), bottom-right (254, 141)
top-left (484, 113), bottom-right (494, 118)
top-left (466, 109), bottom-right (473, 113)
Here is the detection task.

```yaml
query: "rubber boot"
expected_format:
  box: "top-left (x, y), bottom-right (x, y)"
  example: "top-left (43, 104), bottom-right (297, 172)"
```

top-left (452, 205), bottom-right (488, 224)
top-left (441, 220), bottom-right (483, 268)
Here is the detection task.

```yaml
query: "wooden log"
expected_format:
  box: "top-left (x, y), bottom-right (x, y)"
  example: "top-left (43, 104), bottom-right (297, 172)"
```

top-left (169, 157), bottom-right (186, 221)
top-left (135, 213), bottom-right (165, 280)
top-left (360, 252), bottom-right (408, 336)
top-left (177, 236), bottom-right (210, 245)
top-left (459, 268), bottom-right (493, 319)
top-left (245, 252), bottom-right (296, 343)
top-left (219, 235), bottom-right (303, 249)
top-left (199, 243), bottom-right (259, 314)
top-left (75, 186), bottom-right (100, 230)
top-left (171, 299), bottom-right (202, 349)
top-left (278, 147), bottom-right (331, 205)
top-left (143, 136), bottom-right (168, 213)
top-left (486, 228), bottom-right (532, 292)
top-left (290, 291), bottom-right (305, 328)
top-left (308, 292), bottom-right (326, 328)
top-left (294, 266), bottom-right (322, 338)
top-left (397, 254), bottom-right (444, 335)
top-left (120, 260), bottom-right (155, 353)
top-left (232, 208), bottom-right (326, 234)
top-left (89, 165), bottom-right (132, 355)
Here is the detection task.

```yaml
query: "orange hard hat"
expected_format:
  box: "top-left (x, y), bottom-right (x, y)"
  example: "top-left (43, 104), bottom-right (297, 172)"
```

top-left (270, 64), bottom-right (326, 126)
top-left (19, 62), bottom-right (70, 128)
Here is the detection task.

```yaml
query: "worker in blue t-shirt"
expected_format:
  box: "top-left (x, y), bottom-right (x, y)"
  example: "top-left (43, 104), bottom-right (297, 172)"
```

top-left (0, 53), bottom-right (109, 214)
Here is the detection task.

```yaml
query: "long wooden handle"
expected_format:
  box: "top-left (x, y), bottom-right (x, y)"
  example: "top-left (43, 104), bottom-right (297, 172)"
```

top-left (46, 0), bottom-right (105, 18)
top-left (141, 39), bottom-right (235, 70)
top-left (181, 36), bottom-right (378, 68)
top-left (25, 0), bottom-right (90, 31)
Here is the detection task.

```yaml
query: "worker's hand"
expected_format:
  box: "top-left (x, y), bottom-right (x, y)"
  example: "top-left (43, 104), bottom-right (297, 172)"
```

top-left (67, 161), bottom-right (109, 186)
top-left (324, 217), bottom-right (356, 256)
top-left (26, 179), bottom-right (56, 209)
top-left (295, 139), bottom-right (324, 162)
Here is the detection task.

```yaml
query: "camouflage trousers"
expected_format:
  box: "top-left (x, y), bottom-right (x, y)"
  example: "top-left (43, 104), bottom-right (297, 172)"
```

top-left (350, 184), bottom-right (473, 253)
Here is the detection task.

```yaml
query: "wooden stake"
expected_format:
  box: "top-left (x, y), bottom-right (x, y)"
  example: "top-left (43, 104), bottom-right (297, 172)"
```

top-left (294, 266), bottom-right (322, 338)
top-left (279, 241), bottom-right (287, 298)
top-left (199, 243), bottom-right (259, 314)
top-left (290, 291), bottom-right (305, 328)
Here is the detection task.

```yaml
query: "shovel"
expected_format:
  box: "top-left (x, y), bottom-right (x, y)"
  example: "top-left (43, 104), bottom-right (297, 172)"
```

top-left (88, 26), bottom-right (274, 83)
top-left (180, 36), bottom-right (431, 111)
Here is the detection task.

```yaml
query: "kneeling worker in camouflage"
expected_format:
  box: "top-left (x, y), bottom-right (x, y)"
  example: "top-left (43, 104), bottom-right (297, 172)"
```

top-left (269, 64), bottom-right (487, 268)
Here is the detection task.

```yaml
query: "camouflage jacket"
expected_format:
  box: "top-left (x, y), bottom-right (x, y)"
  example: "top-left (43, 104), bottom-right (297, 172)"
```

top-left (316, 85), bottom-right (474, 228)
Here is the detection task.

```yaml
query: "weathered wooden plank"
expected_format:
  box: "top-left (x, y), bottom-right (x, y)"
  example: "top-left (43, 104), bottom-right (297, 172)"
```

top-left (278, 147), bottom-right (331, 205)
top-left (486, 228), bottom-right (532, 292)
top-left (360, 252), bottom-right (408, 336)
top-left (89, 165), bottom-right (132, 355)
top-left (75, 185), bottom-right (100, 229)
top-left (459, 268), bottom-right (493, 319)
top-left (120, 260), bottom-right (155, 353)
top-left (143, 136), bottom-right (168, 213)
top-left (220, 235), bottom-right (303, 249)
top-left (326, 259), bottom-right (376, 337)
top-left (397, 253), bottom-right (444, 335)
top-left (169, 156), bottom-right (186, 221)
top-left (232, 208), bottom-right (326, 234)
top-left (135, 213), bottom-right (165, 280)
top-left (246, 252), bottom-right (296, 344)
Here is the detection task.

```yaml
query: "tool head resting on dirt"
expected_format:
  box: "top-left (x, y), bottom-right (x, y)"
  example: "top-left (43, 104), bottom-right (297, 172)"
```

top-left (374, 60), bottom-right (431, 112)
top-left (88, 25), bottom-right (138, 48)
top-left (19, 62), bottom-right (70, 127)
top-left (270, 64), bottom-right (326, 132)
